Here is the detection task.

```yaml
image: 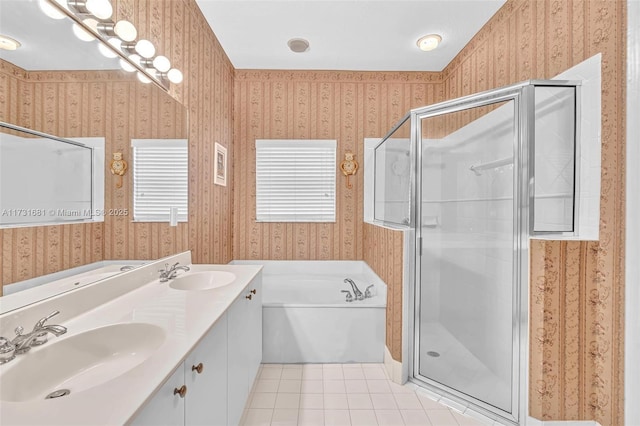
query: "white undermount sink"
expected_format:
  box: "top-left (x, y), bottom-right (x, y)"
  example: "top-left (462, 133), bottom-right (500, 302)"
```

top-left (0, 323), bottom-right (165, 402)
top-left (169, 271), bottom-right (236, 291)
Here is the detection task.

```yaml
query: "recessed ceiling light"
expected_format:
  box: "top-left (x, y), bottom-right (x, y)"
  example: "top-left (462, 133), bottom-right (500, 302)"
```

top-left (416, 34), bottom-right (442, 52)
top-left (0, 35), bottom-right (21, 51)
top-left (288, 38), bottom-right (310, 53)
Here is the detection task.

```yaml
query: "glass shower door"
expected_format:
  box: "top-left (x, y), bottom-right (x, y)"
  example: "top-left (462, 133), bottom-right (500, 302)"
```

top-left (416, 99), bottom-right (517, 418)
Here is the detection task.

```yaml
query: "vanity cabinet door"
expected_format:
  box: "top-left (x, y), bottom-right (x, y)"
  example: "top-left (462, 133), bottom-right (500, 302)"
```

top-left (227, 277), bottom-right (263, 426)
top-left (227, 292), bottom-right (250, 426)
top-left (131, 364), bottom-right (186, 426)
top-left (185, 314), bottom-right (228, 426)
top-left (246, 276), bottom-right (262, 387)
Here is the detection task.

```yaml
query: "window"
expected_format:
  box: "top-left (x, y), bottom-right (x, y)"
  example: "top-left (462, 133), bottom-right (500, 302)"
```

top-left (255, 139), bottom-right (336, 222)
top-left (132, 139), bottom-right (188, 222)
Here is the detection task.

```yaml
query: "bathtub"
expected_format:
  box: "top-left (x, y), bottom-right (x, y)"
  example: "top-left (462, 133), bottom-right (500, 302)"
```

top-left (231, 260), bottom-right (387, 363)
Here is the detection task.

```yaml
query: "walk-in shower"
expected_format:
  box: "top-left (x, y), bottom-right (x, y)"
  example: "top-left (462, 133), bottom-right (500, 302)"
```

top-left (373, 81), bottom-right (580, 424)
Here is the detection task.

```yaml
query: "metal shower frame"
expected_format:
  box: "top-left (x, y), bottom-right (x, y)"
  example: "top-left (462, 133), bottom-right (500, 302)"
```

top-left (374, 79), bottom-right (581, 425)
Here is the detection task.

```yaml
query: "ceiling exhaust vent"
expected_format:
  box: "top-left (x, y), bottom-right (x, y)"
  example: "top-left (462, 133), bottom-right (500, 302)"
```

top-left (287, 38), bottom-right (310, 53)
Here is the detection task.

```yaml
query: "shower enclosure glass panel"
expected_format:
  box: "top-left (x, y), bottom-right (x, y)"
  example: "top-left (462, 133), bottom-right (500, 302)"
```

top-left (374, 117), bottom-right (412, 227)
top-left (417, 100), bottom-right (516, 414)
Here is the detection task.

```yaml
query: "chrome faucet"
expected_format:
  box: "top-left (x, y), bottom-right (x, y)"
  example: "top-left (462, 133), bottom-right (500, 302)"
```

top-left (344, 278), bottom-right (364, 301)
top-left (159, 262), bottom-right (190, 282)
top-left (10, 310), bottom-right (67, 356)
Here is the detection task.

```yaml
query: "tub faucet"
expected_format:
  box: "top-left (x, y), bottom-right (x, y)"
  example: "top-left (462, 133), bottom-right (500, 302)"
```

top-left (344, 278), bottom-right (364, 301)
top-left (11, 310), bottom-right (67, 355)
top-left (365, 285), bottom-right (374, 299)
top-left (159, 262), bottom-right (190, 282)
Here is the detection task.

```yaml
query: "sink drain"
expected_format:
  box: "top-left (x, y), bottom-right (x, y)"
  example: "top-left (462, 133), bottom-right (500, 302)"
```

top-left (45, 389), bottom-right (71, 399)
top-left (426, 351), bottom-right (441, 357)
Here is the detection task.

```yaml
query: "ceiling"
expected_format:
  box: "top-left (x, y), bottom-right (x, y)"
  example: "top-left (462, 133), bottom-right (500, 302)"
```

top-left (195, 0), bottom-right (506, 71)
top-left (0, 0), bottom-right (506, 73)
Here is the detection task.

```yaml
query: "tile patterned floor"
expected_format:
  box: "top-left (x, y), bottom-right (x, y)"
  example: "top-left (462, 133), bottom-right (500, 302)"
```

top-left (240, 363), bottom-right (496, 426)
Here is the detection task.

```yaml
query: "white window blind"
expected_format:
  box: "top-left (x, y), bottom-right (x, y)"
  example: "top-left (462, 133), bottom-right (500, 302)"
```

top-left (132, 139), bottom-right (188, 222)
top-left (256, 139), bottom-right (336, 222)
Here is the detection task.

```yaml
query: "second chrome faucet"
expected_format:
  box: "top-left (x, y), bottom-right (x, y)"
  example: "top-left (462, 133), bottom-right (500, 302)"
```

top-left (159, 262), bottom-right (190, 282)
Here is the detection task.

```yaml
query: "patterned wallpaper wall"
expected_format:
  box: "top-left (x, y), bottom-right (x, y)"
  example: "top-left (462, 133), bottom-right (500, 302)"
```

top-left (441, 1), bottom-right (626, 424)
top-left (232, 72), bottom-right (441, 362)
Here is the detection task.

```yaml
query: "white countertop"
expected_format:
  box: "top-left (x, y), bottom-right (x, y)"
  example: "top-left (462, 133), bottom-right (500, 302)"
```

top-left (0, 258), bottom-right (262, 426)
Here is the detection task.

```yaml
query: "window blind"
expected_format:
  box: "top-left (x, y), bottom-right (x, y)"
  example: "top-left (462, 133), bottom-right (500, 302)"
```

top-left (132, 139), bottom-right (188, 222)
top-left (255, 139), bottom-right (336, 222)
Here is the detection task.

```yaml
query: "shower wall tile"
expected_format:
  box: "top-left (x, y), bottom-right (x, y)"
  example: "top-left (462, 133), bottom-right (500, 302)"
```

top-left (443, 1), bottom-right (626, 424)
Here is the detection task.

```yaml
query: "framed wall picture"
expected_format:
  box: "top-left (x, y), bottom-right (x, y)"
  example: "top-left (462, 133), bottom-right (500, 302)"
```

top-left (214, 142), bottom-right (227, 186)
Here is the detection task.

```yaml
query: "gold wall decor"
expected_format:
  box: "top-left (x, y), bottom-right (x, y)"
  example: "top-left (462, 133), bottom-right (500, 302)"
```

top-left (340, 151), bottom-right (358, 189)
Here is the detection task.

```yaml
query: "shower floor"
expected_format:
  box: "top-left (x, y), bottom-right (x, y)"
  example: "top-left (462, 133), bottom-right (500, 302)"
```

top-left (418, 322), bottom-right (511, 413)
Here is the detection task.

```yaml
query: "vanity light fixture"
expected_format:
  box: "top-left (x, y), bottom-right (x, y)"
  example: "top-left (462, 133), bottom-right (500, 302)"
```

top-left (416, 34), bottom-right (442, 52)
top-left (0, 35), bottom-right (21, 51)
top-left (41, 0), bottom-right (183, 89)
top-left (136, 72), bottom-right (152, 84)
top-left (38, 0), bottom-right (66, 19)
top-left (135, 39), bottom-right (155, 59)
top-left (167, 69), bottom-right (183, 84)
top-left (153, 56), bottom-right (171, 73)
top-left (72, 22), bottom-right (95, 42)
top-left (68, 0), bottom-right (112, 20)
top-left (97, 20), bottom-right (137, 42)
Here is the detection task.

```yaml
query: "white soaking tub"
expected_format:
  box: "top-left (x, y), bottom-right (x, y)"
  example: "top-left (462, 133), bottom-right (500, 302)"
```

top-left (231, 260), bottom-right (387, 363)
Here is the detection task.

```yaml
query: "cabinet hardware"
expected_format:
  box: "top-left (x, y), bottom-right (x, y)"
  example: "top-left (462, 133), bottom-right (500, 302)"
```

top-left (173, 385), bottom-right (187, 398)
top-left (250, 289), bottom-right (257, 294)
top-left (192, 363), bottom-right (204, 374)
top-left (245, 294), bottom-right (252, 300)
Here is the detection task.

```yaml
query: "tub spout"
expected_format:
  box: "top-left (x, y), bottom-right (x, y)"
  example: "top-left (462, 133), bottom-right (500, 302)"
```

top-left (344, 278), bottom-right (364, 301)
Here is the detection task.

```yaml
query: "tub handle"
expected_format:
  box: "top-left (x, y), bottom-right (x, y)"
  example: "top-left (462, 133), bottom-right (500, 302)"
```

top-left (341, 290), bottom-right (353, 302)
top-left (365, 285), bottom-right (374, 298)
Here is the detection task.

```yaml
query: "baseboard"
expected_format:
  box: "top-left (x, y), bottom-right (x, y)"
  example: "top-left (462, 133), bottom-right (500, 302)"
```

top-left (526, 417), bottom-right (601, 426)
top-left (383, 345), bottom-right (404, 384)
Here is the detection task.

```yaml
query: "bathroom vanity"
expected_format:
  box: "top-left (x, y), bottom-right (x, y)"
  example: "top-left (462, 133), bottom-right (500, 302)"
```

top-left (0, 251), bottom-right (262, 426)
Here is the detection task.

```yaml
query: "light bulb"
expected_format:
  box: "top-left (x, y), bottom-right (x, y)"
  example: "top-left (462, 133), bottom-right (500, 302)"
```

top-left (38, 0), bottom-right (65, 19)
top-left (113, 20), bottom-right (136, 42)
top-left (98, 42), bottom-right (117, 58)
top-left (85, 0), bottom-right (113, 20)
top-left (137, 72), bottom-right (151, 84)
top-left (72, 23), bottom-right (95, 42)
top-left (135, 39), bottom-right (155, 59)
top-left (167, 68), bottom-right (183, 84)
top-left (152, 56), bottom-right (171, 73)
top-left (119, 58), bottom-right (136, 72)
top-left (82, 18), bottom-right (99, 32)
top-left (107, 37), bottom-right (122, 51)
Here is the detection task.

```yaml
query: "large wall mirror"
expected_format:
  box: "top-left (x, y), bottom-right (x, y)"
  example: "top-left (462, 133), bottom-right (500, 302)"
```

top-left (0, 0), bottom-right (188, 298)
